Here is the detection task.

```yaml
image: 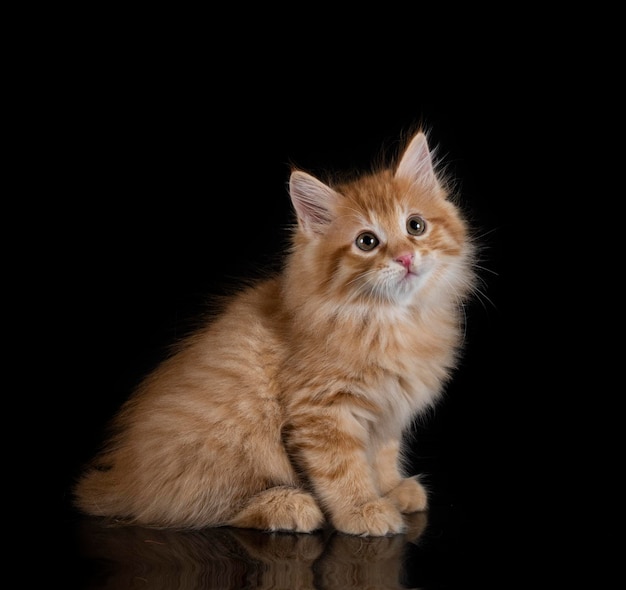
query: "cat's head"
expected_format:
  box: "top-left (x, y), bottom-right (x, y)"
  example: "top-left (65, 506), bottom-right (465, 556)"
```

top-left (286, 131), bottom-right (475, 312)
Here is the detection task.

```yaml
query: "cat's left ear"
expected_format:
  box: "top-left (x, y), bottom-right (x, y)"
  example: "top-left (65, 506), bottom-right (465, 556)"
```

top-left (289, 170), bottom-right (338, 234)
top-left (395, 132), bottom-right (440, 190)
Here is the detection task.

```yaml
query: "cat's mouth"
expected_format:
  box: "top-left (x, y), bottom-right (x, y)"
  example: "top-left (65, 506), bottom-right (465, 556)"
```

top-left (398, 262), bottom-right (433, 287)
top-left (402, 268), bottom-right (420, 280)
top-left (395, 268), bottom-right (421, 289)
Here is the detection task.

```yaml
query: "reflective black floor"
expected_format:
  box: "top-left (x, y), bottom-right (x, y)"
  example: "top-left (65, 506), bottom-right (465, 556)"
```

top-left (63, 504), bottom-right (466, 589)
top-left (59, 468), bottom-right (540, 590)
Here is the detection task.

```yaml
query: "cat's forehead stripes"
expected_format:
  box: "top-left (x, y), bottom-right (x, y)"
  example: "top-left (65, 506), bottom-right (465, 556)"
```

top-left (332, 170), bottom-right (449, 236)
top-left (337, 169), bottom-right (445, 209)
top-left (335, 171), bottom-right (405, 216)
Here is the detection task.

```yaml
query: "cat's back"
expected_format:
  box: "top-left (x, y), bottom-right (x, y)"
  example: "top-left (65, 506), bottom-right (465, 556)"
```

top-left (129, 276), bottom-right (289, 408)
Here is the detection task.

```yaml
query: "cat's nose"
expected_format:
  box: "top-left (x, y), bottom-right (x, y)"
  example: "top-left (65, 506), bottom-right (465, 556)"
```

top-left (395, 253), bottom-right (414, 269)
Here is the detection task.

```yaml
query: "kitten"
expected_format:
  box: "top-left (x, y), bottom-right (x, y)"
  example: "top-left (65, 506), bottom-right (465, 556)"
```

top-left (73, 129), bottom-right (477, 536)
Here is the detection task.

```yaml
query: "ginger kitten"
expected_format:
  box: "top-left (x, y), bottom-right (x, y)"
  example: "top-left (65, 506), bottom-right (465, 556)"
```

top-left (74, 130), bottom-right (477, 536)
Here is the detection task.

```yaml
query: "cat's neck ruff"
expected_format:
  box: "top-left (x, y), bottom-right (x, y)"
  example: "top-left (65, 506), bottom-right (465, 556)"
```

top-left (287, 276), bottom-right (462, 332)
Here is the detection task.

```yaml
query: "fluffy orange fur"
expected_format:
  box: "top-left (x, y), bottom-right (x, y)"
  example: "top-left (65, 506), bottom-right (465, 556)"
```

top-left (73, 130), bottom-right (477, 536)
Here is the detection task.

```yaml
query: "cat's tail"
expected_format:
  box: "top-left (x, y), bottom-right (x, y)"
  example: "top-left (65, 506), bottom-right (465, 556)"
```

top-left (72, 462), bottom-right (140, 524)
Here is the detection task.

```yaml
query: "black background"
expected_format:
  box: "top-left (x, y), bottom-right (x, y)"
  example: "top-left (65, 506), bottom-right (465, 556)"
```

top-left (20, 22), bottom-right (591, 587)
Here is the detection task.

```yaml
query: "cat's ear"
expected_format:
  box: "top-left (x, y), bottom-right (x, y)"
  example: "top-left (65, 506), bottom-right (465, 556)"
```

top-left (395, 132), bottom-right (439, 190)
top-left (289, 170), bottom-right (338, 234)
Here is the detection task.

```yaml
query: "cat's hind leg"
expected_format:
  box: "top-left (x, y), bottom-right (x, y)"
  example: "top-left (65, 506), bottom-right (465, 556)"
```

top-left (227, 486), bottom-right (325, 533)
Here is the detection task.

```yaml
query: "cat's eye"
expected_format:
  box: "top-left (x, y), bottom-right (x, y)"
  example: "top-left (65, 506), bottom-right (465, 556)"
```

top-left (407, 215), bottom-right (427, 236)
top-left (355, 232), bottom-right (380, 251)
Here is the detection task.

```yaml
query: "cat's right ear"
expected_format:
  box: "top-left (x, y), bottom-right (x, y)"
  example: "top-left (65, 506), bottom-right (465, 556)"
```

top-left (395, 131), bottom-right (440, 191)
top-left (289, 171), bottom-right (338, 234)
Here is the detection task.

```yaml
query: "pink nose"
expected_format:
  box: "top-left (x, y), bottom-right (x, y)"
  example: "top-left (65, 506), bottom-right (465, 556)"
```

top-left (395, 254), bottom-right (414, 269)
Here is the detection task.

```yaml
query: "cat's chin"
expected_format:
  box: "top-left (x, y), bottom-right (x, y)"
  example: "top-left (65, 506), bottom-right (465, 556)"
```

top-left (394, 280), bottom-right (423, 302)
top-left (372, 275), bottom-right (425, 305)
top-left (394, 268), bottom-right (429, 297)
top-left (395, 258), bottom-right (439, 298)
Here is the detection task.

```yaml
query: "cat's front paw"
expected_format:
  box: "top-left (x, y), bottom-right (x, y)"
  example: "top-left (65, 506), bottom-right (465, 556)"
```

top-left (333, 498), bottom-right (405, 537)
top-left (385, 477), bottom-right (428, 513)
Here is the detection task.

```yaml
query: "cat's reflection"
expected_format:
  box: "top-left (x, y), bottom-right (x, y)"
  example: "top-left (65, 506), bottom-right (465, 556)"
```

top-left (77, 512), bottom-right (427, 589)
